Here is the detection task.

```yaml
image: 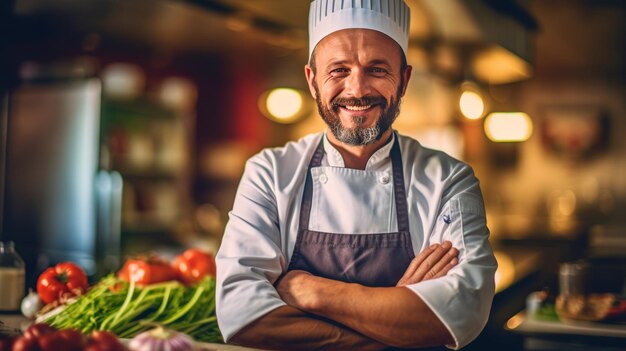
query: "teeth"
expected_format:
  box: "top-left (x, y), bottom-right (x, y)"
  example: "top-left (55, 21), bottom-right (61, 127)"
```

top-left (344, 105), bottom-right (371, 111)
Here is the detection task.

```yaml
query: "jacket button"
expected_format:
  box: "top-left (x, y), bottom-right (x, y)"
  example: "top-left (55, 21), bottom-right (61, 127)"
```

top-left (319, 174), bottom-right (328, 184)
top-left (379, 173), bottom-right (390, 184)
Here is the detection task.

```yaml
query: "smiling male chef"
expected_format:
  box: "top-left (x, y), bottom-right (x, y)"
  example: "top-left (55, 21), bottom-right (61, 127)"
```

top-left (216, 0), bottom-right (497, 350)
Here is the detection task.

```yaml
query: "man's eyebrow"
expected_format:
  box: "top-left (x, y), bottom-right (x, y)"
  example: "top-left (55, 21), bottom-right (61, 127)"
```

top-left (367, 59), bottom-right (392, 67)
top-left (325, 59), bottom-right (393, 67)
top-left (326, 59), bottom-right (349, 67)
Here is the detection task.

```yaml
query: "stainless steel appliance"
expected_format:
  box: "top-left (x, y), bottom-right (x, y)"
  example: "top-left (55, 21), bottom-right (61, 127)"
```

top-left (1, 79), bottom-right (122, 287)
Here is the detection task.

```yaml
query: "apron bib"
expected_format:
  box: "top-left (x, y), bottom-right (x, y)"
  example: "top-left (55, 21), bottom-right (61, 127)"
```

top-left (287, 136), bottom-right (415, 287)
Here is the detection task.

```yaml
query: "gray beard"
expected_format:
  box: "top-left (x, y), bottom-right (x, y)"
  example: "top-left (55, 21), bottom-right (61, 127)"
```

top-left (329, 115), bottom-right (381, 145)
top-left (314, 85), bottom-right (402, 146)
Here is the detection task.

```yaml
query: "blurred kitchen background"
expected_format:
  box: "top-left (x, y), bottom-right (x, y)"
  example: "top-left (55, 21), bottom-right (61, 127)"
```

top-left (0, 0), bottom-right (625, 349)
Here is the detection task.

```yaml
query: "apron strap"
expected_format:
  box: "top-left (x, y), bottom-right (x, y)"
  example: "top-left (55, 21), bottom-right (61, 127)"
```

top-left (390, 135), bottom-right (410, 233)
top-left (298, 138), bottom-right (325, 232)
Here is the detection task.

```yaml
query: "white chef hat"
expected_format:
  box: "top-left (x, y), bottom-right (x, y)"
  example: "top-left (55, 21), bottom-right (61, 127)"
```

top-left (308, 0), bottom-right (411, 60)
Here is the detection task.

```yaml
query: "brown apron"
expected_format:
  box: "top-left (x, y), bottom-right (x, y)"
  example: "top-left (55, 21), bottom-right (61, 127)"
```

top-left (287, 136), bottom-right (415, 287)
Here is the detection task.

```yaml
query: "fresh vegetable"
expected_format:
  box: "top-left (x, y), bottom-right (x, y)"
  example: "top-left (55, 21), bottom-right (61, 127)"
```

top-left (9, 322), bottom-right (127, 351)
top-left (129, 326), bottom-right (194, 351)
top-left (37, 262), bottom-right (88, 304)
top-left (85, 331), bottom-right (127, 351)
top-left (21, 290), bottom-right (43, 319)
top-left (43, 275), bottom-right (222, 343)
top-left (23, 323), bottom-right (56, 340)
top-left (172, 249), bottom-right (216, 285)
top-left (36, 332), bottom-right (66, 351)
top-left (9, 337), bottom-right (37, 351)
top-left (606, 297), bottom-right (626, 321)
top-left (117, 257), bottom-right (177, 286)
top-left (56, 329), bottom-right (84, 351)
top-left (0, 335), bottom-right (14, 351)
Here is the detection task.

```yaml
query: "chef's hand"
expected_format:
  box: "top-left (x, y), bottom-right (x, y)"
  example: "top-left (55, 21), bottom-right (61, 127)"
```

top-left (274, 270), bottom-right (318, 310)
top-left (396, 241), bottom-right (459, 287)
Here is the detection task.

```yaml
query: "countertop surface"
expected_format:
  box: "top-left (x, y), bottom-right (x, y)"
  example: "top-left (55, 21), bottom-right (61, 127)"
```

top-left (505, 311), bottom-right (626, 338)
top-left (0, 312), bottom-right (28, 336)
top-left (0, 313), bottom-right (265, 351)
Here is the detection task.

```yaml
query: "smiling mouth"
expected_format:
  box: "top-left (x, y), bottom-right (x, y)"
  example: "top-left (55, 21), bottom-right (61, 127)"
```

top-left (332, 96), bottom-right (386, 113)
top-left (338, 104), bottom-right (381, 113)
top-left (343, 105), bottom-right (372, 111)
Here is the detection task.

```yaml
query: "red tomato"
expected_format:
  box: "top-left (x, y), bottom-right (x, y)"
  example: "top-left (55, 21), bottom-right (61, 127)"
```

top-left (117, 256), bottom-right (177, 286)
top-left (23, 323), bottom-right (56, 340)
top-left (84, 343), bottom-right (126, 351)
top-left (86, 331), bottom-right (126, 351)
top-left (36, 333), bottom-right (66, 351)
top-left (0, 336), bottom-right (14, 351)
top-left (607, 299), bottom-right (626, 320)
top-left (36, 262), bottom-right (88, 304)
top-left (87, 331), bottom-right (119, 345)
top-left (56, 329), bottom-right (84, 351)
top-left (172, 249), bottom-right (216, 285)
top-left (10, 336), bottom-right (38, 351)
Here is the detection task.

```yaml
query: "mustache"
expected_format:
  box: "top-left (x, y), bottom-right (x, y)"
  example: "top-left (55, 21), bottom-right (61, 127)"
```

top-left (331, 96), bottom-right (387, 110)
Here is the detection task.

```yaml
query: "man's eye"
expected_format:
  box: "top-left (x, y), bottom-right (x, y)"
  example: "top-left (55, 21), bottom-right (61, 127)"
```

top-left (330, 68), bottom-right (350, 76)
top-left (369, 68), bottom-right (388, 76)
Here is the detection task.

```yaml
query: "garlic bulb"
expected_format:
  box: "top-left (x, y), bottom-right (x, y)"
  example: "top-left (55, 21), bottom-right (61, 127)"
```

top-left (129, 326), bottom-right (194, 351)
top-left (21, 290), bottom-right (43, 319)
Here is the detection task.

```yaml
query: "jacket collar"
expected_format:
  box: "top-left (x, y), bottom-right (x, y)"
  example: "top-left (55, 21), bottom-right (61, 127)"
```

top-left (322, 130), bottom-right (395, 170)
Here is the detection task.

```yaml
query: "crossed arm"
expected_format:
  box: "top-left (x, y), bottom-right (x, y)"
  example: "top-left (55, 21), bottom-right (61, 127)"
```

top-left (230, 241), bottom-right (459, 350)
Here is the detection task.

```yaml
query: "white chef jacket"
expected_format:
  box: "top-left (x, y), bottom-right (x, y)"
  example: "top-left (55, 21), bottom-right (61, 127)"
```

top-left (216, 131), bottom-right (497, 349)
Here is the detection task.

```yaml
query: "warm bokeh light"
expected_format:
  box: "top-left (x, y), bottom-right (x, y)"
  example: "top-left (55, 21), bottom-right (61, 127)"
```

top-left (101, 63), bottom-right (145, 99)
top-left (472, 45), bottom-right (533, 84)
top-left (159, 77), bottom-right (198, 112)
top-left (494, 251), bottom-right (515, 293)
top-left (459, 90), bottom-right (485, 120)
top-left (264, 88), bottom-right (303, 123)
top-left (547, 189), bottom-right (578, 234)
top-left (484, 112), bottom-right (533, 142)
top-left (505, 313), bottom-right (524, 330)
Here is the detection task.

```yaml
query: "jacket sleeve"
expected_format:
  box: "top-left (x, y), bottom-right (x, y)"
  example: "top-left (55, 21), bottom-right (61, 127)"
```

top-left (215, 153), bottom-right (287, 342)
top-left (406, 163), bottom-right (498, 350)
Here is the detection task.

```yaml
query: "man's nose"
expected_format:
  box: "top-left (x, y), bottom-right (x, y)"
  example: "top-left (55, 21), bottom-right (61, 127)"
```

top-left (344, 69), bottom-right (372, 97)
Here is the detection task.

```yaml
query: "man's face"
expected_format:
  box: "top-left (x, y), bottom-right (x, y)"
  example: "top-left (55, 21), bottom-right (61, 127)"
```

top-left (305, 29), bottom-right (411, 145)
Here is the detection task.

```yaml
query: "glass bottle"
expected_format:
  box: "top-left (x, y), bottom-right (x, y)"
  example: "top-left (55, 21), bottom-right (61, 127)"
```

top-left (0, 241), bottom-right (26, 312)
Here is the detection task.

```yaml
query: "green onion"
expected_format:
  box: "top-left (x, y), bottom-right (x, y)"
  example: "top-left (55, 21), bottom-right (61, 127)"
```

top-left (43, 275), bottom-right (222, 343)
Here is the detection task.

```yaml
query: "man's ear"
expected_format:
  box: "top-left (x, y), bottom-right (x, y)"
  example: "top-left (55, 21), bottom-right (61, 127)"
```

top-left (400, 65), bottom-right (412, 97)
top-left (304, 64), bottom-right (317, 99)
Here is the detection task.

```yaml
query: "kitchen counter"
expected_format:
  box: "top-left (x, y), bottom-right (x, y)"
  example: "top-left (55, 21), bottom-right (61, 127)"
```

top-left (0, 312), bottom-right (28, 336)
top-left (0, 313), bottom-right (265, 351)
top-left (3, 247), bottom-right (551, 351)
top-left (505, 311), bottom-right (626, 351)
top-left (506, 311), bottom-right (626, 338)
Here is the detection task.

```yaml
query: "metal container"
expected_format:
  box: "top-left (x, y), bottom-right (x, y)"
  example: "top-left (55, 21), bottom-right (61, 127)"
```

top-left (559, 261), bottom-right (588, 297)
